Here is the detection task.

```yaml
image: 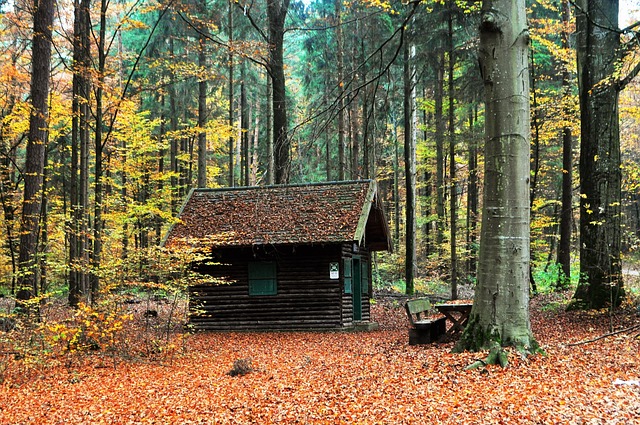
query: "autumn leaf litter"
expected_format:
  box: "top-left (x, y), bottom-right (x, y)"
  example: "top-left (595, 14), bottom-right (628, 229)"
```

top-left (1, 294), bottom-right (639, 424)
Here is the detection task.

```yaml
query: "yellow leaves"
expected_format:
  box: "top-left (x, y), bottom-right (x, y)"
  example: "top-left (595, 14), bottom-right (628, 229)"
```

top-left (119, 17), bottom-right (149, 31)
top-left (42, 302), bottom-right (132, 355)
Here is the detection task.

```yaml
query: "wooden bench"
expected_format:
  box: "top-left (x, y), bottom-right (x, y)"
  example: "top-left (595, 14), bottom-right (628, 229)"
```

top-left (404, 298), bottom-right (446, 345)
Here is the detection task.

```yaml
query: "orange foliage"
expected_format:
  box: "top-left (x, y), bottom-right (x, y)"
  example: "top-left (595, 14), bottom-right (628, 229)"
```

top-left (1, 297), bottom-right (639, 424)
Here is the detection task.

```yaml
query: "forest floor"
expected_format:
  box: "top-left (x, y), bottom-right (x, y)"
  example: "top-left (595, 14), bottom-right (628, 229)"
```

top-left (1, 290), bottom-right (640, 424)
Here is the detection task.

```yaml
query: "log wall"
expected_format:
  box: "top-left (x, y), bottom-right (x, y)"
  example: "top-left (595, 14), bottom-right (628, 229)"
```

top-left (189, 243), bottom-right (372, 331)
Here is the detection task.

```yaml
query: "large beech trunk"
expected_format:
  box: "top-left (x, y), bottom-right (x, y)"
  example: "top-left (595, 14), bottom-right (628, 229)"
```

top-left (455, 0), bottom-right (537, 357)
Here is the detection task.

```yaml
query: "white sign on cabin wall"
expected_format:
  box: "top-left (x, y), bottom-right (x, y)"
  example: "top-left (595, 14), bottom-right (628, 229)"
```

top-left (329, 262), bottom-right (339, 279)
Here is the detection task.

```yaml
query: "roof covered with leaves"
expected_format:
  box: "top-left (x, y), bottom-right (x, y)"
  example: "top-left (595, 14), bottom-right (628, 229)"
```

top-left (164, 180), bottom-right (391, 251)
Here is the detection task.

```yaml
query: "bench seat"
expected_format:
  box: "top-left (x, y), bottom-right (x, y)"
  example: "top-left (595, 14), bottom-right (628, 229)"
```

top-left (405, 298), bottom-right (446, 345)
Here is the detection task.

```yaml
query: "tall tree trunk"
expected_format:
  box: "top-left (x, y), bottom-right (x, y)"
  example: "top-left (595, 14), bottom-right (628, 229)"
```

top-left (448, 5), bottom-right (458, 300)
top-left (573, 0), bottom-right (624, 308)
top-left (557, 0), bottom-right (572, 289)
top-left (404, 41), bottom-right (417, 296)
top-left (169, 37), bottom-right (179, 208)
top-left (267, 0), bottom-right (291, 184)
top-left (455, 0), bottom-right (537, 360)
top-left (228, 0), bottom-right (235, 187)
top-left (360, 36), bottom-right (368, 180)
top-left (422, 87), bottom-right (432, 258)
top-left (197, 0), bottom-right (208, 189)
top-left (251, 95), bottom-right (260, 185)
top-left (69, 0), bottom-right (90, 307)
top-left (393, 122), bottom-right (400, 249)
top-left (466, 105), bottom-right (478, 281)
top-left (434, 51), bottom-right (446, 252)
top-left (335, 0), bottom-right (345, 182)
top-left (91, 0), bottom-right (108, 302)
top-left (17, 0), bottom-right (54, 302)
top-left (266, 74), bottom-right (274, 185)
top-left (240, 62), bottom-right (249, 186)
top-left (40, 147), bottom-right (49, 294)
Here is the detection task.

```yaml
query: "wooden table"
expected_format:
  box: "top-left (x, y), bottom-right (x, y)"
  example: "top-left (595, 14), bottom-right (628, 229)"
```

top-left (434, 303), bottom-right (473, 334)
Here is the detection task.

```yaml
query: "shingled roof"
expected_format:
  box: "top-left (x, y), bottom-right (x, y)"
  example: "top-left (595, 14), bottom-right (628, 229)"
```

top-left (164, 180), bottom-right (392, 252)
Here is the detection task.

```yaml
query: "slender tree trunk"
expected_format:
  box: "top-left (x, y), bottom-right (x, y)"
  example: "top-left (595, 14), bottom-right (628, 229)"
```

top-left (197, 1), bottom-right (208, 189)
top-left (17, 0), bottom-right (54, 302)
top-left (404, 41), bottom-right (417, 296)
top-left (241, 62), bottom-right (249, 186)
top-left (557, 0), bottom-right (572, 288)
top-left (455, 0), bottom-right (537, 359)
top-left (393, 122), bottom-right (400, 249)
top-left (466, 105), bottom-right (478, 280)
top-left (69, 0), bottom-right (90, 307)
top-left (155, 93), bottom-right (166, 244)
top-left (251, 95), bottom-right (260, 185)
top-left (434, 51), bottom-right (446, 252)
top-left (169, 37), bottom-right (179, 209)
top-left (423, 89), bottom-right (432, 258)
top-left (448, 5), bottom-right (458, 300)
top-left (573, 0), bottom-right (624, 308)
top-left (360, 36), bottom-right (368, 180)
top-left (228, 1), bottom-right (235, 187)
top-left (528, 46), bottom-right (541, 294)
top-left (91, 0), bottom-right (108, 302)
top-left (336, 0), bottom-right (345, 182)
top-left (266, 74), bottom-right (274, 185)
top-left (40, 147), bottom-right (49, 294)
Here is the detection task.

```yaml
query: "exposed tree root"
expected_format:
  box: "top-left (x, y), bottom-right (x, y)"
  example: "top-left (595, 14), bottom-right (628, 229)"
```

top-left (465, 346), bottom-right (509, 370)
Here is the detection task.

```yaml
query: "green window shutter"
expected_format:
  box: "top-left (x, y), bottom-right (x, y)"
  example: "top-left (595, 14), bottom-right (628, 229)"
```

top-left (344, 258), bottom-right (352, 294)
top-left (248, 262), bottom-right (277, 295)
top-left (361, 262), bottom-right (369, 295)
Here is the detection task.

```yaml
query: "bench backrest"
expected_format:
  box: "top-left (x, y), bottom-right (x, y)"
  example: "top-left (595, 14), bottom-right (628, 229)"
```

top-left (404, 298), bottom-right (431, 326)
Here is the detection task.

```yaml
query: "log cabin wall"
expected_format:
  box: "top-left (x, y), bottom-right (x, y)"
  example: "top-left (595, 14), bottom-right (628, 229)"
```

top-left (190, 244), bottom-right (372, 331)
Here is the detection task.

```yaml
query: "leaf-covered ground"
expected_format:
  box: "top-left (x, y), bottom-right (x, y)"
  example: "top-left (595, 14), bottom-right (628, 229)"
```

top-left (2, 294), bottom-right (640, 424)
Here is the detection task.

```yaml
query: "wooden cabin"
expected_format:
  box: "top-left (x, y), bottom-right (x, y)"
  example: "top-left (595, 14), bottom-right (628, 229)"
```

top-left (163, 180), bottom-right (392, 331)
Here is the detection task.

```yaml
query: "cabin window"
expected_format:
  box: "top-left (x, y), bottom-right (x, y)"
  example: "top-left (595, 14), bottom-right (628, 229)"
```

top-left (344, 258), bottom-right (352, 294)
top-left (361, 261), bottom-right (369, 295)
top-left (248, 261), bottom-right (277, 295)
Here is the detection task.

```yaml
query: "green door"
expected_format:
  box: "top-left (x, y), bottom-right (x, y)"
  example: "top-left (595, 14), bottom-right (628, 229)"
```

top-left (352, 257), bottom-right (362, 321)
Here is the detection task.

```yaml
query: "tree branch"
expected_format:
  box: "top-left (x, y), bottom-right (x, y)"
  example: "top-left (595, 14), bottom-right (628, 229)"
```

top-left (568, 324), bottom-right (640, 346)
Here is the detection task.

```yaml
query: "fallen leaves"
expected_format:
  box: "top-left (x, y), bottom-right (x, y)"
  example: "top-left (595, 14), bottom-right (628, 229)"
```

top-left (1, 297), bottom-right (639, 424)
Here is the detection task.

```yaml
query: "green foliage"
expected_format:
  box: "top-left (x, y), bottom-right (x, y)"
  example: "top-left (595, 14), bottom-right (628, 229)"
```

top-left (531, 261), bottom-right (579, 294)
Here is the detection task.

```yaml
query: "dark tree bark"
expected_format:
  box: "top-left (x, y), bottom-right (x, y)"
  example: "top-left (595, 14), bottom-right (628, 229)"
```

top-left (17, 0), bottom-right (55, 301)
top-left (68, 0), bottom-right (90, 307)
top-left (197, 0), bottom-right (208, 189)
top-left (228, 0), bottom-right (235, 187)
top-left (266, 74), bottom-right (274, 185)
top-left (557, 0), bottom-right (572, 289)
top-left (434, 51), bottom-right (446, 252)
top-left (267, 0), bottom-right (291, 184)
top-left (466, 105), bottom-right (478, 280)
top-left (90, 0), bottom-right (108, 302)
top-left (169, 36), bottom-right (179, 209)
top-left (447, 4), bottom-right (457, 300)
top-left (240, 62), bottom-right (249, 186)
top-left (573, 0), bottom-right (624, 308)
top-left (335, 0), bottom-right (345, 181)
